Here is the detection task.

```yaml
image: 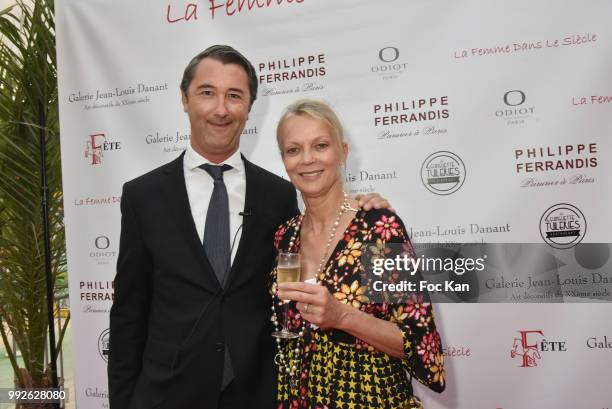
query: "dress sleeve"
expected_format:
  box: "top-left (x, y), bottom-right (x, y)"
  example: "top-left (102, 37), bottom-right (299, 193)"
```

top-left (363, 210), bottom-right (446, 393)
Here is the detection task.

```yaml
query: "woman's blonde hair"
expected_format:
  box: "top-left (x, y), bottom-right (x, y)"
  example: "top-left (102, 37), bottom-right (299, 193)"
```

top-left (276, 99), bottom-right (346, 154)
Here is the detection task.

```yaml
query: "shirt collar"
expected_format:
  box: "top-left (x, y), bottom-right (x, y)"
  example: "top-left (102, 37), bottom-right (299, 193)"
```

top-left (185, 143), bottom-right (244, 173)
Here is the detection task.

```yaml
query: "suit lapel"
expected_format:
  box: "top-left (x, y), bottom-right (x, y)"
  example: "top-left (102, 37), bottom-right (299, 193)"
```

top-left (223, 156), bottom-right (262, 290)
top-left (160, 153), bottom-right (221, 292)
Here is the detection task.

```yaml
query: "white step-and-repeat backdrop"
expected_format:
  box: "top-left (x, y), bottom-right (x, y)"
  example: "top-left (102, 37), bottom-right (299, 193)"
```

top-left (56, 1), bottom-right (612, 408)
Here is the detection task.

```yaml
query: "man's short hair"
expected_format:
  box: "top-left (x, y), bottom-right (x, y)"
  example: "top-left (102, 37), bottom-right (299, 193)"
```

top-left (180, 45), bottom-right (258, 108)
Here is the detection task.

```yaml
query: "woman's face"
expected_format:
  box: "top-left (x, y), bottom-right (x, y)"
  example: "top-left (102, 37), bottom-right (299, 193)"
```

top-left (279, 114), bottom-right (347, 199)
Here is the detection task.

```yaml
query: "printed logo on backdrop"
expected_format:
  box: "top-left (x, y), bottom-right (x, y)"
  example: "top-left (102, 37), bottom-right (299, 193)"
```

top-left (421, 151), bottom-right (465, 195)
top-left (572, 94), bottom-right (612, 107)
top-left (515, 143), bottom-right (598, 189)
top-left (166, 0), bottom-right (305, 23)
top-left (539, 203), bottom-right (586, 249)
top-left (454, 33), bottom-right (598, 60)
top-left (370, 46), bottom-right (408, 80)
top-left (98, 329), bottom-right (110, 363)
top-left (84, 387), bottom-right (109, 402)
top-left (442, 345), bottom-right (472, 359)
top-left (345, 167), bottom-right (398, 196)
top-left (494, 90), bottom-right (536, 126)
top-left (586, 336), bottom-right (612, 350)
top-left (373, 96), bottom-right (450, 140)
top-left (84, 133), bottom-right (121, 165)
top-left (90, 235), bottom-right (116, 266)
top-left (257, 53), bottom-right (327, 97)
top-left (73, 195), bottom-right (121, 207)
top-left (408, 221), bottom-right (511, 241)
top-left (80, 280), bottom-right (114, 304)
top-left (68, 82), bottom-right (169, 111)
top-left (510, 330), bottom-right (567, 367)
top-left (146, 130), bottom-right (190, 154)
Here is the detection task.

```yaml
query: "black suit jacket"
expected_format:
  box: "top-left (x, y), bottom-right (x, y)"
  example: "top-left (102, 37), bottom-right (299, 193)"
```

top-left (108, 153), bottom-right (298, 409)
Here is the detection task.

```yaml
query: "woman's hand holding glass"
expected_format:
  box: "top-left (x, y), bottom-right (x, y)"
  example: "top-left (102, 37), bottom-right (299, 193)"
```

top-left (272, 252), bottom-right (301, 339)
top-left (277, 281), bottom-right (349, 331)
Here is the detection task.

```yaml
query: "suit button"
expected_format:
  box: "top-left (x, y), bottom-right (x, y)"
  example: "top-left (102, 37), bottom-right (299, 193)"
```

top-left (215, 342), bottom-right (224, 352)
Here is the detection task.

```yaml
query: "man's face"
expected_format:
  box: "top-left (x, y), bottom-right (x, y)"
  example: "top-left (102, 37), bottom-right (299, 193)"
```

top-left (182, 58), bottom-right (251, 162)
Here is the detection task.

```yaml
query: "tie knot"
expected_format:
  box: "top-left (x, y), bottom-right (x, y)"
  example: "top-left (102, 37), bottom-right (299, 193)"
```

top-left (200, 164), bottom-right (232, 181)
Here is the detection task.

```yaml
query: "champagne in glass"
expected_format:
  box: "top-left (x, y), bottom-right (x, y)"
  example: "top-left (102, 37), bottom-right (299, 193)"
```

top-left (272, 252), bottom-right (300, 339)
top-left (276, 265), bottom-right (301, 284)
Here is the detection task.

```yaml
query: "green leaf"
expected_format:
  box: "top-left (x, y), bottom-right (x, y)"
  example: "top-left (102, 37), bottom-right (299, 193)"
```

top-left (0, 0), bottom-right (65, 387)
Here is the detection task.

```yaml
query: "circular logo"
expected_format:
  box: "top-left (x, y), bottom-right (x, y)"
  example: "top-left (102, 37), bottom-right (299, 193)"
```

top-left (95, 236), bottom-right (110, 250)
top-left (539, 203), bottom-right (587, 249)
top-left (98, 328), bottom-right (110, 363)
top-left (420, 151), bottom-right (466, 195)
top-left (378, 46), bottom-right (399, 62)
top-left (503, 90), bottom-right (526, 106)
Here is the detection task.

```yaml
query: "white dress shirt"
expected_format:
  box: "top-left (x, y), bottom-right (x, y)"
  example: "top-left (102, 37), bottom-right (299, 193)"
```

top-left (183, 144), bottom-right (246, 264)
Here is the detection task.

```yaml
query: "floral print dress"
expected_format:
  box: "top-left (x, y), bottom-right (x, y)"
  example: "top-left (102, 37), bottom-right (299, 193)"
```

top-left (271, 209), bottom-right (445, 409)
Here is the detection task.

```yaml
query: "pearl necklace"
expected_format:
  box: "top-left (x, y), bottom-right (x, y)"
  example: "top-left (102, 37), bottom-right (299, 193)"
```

top-left (271, 191), bottom-right (356, 388)
top-left (312, 191), bottom-right (353, 282)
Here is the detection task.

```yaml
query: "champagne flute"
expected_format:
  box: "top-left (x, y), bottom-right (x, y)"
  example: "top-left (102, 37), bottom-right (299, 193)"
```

top-left (272, 252), bottom-right (301, 339)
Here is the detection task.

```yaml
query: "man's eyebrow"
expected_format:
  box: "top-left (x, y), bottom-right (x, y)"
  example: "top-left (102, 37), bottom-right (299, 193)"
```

top-left (195, 83), bottom-right (214, 91)
top-left (194, 84), bottom-right (245, 94)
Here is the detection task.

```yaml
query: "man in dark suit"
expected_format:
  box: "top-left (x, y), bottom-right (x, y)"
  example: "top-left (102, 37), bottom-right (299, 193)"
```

top-left (108, 45), bottom-right (388, 409)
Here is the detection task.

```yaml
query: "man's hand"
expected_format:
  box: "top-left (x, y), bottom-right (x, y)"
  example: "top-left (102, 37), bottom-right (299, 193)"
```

top-left (355, 193), bottom-right (394, 212)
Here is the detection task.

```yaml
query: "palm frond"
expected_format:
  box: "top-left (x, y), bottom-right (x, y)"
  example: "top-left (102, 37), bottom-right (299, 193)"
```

top-left (0, 0), bottom-right (65, 387)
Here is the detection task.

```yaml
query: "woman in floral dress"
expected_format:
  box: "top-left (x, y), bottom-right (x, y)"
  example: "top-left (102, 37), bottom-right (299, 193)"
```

top-left (271, 99), bottom-right (445, 409)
